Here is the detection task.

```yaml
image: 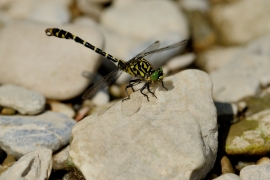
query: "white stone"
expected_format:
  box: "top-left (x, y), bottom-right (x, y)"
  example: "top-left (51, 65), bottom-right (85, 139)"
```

top-left (240, 164), bottom-right (270, 180)
top-left (179, 0), bottom-right (210, 12)
top-left (197, 46), bottom-right (243, 72)
top-left (0, 84), bottom-right (45, 115)
top-left (27, 1), bottom-right (71, 24)
top-left (0, 21), bottom-right (103, 100)
top-left (165, 53), bottom-right (195, 72)
top-left (76, 0), bottom-right (103, 20)
top-left (0, 149), bottom-right (52, 180)
top-left (214, 173), bottom-right (241, 180)
top-left (91, 89), bottom-right (110, 106)
top-left (69, 70), bottom-right (218, 180)
top-left (101, 0), bottom-right (189, 42)
top-left (210, 0), bottom-right (270, 45)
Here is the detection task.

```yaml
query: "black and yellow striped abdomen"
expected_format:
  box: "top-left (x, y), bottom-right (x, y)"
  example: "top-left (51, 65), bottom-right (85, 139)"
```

top-left (45, 28), bottom-right (123, 68)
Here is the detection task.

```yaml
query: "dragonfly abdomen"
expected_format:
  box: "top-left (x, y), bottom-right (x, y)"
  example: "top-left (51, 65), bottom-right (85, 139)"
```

top-left (45, 28), bottom-right (121, 66)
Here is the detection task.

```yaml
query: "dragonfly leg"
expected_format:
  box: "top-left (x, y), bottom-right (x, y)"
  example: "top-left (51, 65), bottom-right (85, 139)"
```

top-left (161, 81), bottom-right (168, 90)
top-left (147, 82), bottom-right (157, 98)
top-left (122, 79), bottom-right (142, 101)
top-left (140, 82), bottom-right (149, 101)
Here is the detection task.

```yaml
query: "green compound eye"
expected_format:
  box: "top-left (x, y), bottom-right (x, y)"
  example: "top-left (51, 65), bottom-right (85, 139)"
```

top-left (151, 70), bottom-right (159, 81)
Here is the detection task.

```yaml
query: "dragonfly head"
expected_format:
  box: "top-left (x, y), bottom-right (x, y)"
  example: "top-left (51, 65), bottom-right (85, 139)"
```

top-left (151, 68), bottom-right (164, 82)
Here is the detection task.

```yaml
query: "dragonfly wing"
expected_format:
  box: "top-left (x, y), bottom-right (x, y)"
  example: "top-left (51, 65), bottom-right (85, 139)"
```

top-left (136, 39), bottom-right (188, 59)
top-left (131, 41), bottom-right (160, 60)
top-left (82, 69), bottom-right (123, 99)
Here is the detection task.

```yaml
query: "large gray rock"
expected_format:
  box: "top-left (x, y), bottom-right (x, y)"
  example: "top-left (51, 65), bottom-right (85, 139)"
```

top-left (0, 21), bottom-right (103, 100)
top-left (0, 148), bottom-right (52, 180)
top-left (69, 70), bottom-right (218, 180)
top-left (0, 111), bottom-right (76, 159)
top-left (0, 84), bottom-right (45, 115)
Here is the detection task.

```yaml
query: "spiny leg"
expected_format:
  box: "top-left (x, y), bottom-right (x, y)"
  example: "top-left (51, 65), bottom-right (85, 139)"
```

top-left (140, 82), bottom-right (150, 101)
top-left (146, 82), bottom-right (157, 98)
top-left (161, 81), bottom-right (168, 90)
top-left (122, 79), bottom-right (142, 101)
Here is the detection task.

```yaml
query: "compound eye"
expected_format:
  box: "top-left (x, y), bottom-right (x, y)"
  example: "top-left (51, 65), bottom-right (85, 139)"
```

top-left (151, 71), bottom-right (159, 81)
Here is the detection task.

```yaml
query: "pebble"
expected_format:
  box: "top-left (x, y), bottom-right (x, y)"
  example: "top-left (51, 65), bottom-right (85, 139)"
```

top-left (0, 154), bottom-right (16, 176)
top-left (69, 70), bottom-right (218, 179)
top-left (0, 149), bottom-right (52, 180)
top-left (109, 84), bottom-right (122, 98)
top-left (75, 106), bottom-right (90, 121)
top-left (0, 111), bottom-right (76, 159)
top-left (256, 157), bottom-right (270, 165)
top-left (47, 100), bottom-right (75, 118)
top-left (236, 161), bottom-right (256, 171)
top-left (240, 164), bottom-right (270, 180)
top-left (196, 46), bottom-right (243, 72)
top-left (27, 1), bottom-right (71, 24)
top-left (91, 89), bottom-right (110, 106)
top-left (0, 84), bottom-right (45, 115)
top-left (0, 21), bottom-right (103, 100)
top-left (188, 10), bottom-right (216, 52)
top-left (100, 0), bottom-right (189, 42)
top-left (0, 107), bottom-right (16, 115)
top-left (163, 53), bottom-right (195, 73)
top-left (76, 0), bottom-right (103, 20)
top-left (221, 156), bottom-right (235, 174)
top-left (52, 146), bottom-right (69, 170)
top-left (210, 0), bottom-right (270, 45)
top-left (179, 0), bottom-right (210, 12)
top-left (213, 173), bottom-right (242, 180)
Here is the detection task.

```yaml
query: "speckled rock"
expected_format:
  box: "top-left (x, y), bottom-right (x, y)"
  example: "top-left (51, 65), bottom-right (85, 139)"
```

top-left (240, 164), bottom-right (270, 180)
top-left (0, 111), bottom-right (76, 159)
top-left (101, 0), bottom-right (189, 42)
top-left (0, 21), bottom-right (103, 100)
top-left (226, 109), bottom-right (270, 155)
top-left (0, 84), bottom-right (45, 115)
top-left (69, 70), bottom-right (218, 180)
top-left (0, 149), bottom-right (52, 180)
top-left (210, 0), bottom-right (270, 45)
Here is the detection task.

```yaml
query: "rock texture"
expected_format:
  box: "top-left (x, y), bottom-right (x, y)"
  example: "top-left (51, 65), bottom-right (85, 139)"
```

top-left (69, 70), bottom-right (218, 180)
top-left (0, 111), bottom-right (75, 158)
top-left (0, 149), bottom-right (52, 180)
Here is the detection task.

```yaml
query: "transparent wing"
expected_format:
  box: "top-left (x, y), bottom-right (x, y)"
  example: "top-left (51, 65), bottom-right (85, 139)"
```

top-left (82, 69), bottom-right (123, 99)
top-left (131, 41), bottom-right (160, 60)
top-left (134, 40), bottom-right (188, 60)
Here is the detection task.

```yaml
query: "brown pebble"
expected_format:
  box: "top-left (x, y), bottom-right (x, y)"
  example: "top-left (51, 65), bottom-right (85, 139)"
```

top-left (1, 107), bottom-right (16, 115)
top-left (0, 154), bottom-right (16, 175)
top-left (221, 156), bottom-right (235, 174)
top-left (256, 157), bottom-right (270, 165)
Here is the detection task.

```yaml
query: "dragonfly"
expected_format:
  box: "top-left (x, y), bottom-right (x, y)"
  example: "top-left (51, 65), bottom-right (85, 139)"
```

top-left (45, 28), bottom-right (188, 101)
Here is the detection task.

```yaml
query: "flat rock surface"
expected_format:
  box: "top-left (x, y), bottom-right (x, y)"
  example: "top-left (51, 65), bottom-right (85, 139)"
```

top-left (0, 84), bottom-right (45, 115)
top-left (0, 111), bottom-right (76, 159)
top-left (69, 70), bottom-right (218, 180)
top-left (0, 21), bottom-right (103, 100)
top-left (0, 148), bottom-right (52, 180)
